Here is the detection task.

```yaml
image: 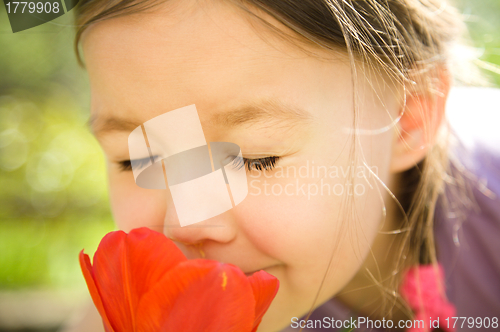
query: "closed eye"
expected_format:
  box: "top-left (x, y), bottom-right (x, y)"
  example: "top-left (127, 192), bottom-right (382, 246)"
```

top-left (118, 156), bottom-right (152, 172)
top-left (232, 156), bottom-right (280, 171)
top-left (118, 156), bottom-right (280, 172)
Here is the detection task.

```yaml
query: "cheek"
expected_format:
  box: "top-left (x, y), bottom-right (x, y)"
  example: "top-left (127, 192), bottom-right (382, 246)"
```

top-left (234, 174), bottom-right (384, 305)
top-left (236, 169), bottom-right (370, 269)
top-left (233, 138), bottom-right (392, 294)
top-left (236, 191), bottom-right (339, 264)
top-left (108, 169), bottom-right (167, 233)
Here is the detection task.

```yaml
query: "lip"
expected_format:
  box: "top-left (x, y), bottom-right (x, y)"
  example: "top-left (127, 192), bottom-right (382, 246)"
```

top-left (244, 265), bottom-right (276, 277)
top-left (244, 271), bottom-right (259, 277)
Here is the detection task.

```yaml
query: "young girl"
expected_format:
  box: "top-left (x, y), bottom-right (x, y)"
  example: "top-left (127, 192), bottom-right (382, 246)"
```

top-left (67, 0), bottom-right (500, 331)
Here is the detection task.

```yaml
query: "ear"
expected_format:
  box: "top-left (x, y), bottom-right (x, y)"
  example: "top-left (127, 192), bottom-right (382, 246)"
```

top-left (389, 68), bottom-right (451, 173)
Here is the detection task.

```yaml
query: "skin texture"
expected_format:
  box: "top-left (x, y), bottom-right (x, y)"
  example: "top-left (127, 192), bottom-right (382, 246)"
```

top-left (81, 0), bottom-right (447, 331)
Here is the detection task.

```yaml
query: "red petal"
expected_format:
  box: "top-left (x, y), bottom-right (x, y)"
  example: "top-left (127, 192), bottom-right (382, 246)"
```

top-left (248, 270), bottom-right (280, 332)
top-left (137, 259), bottom-right (255, 332)
top-left (79, 250), bottom-right (115, 332)
top-left (92, 227), bottom-right (187, 331)
top-left (125, 228), bottom-right (187, 299)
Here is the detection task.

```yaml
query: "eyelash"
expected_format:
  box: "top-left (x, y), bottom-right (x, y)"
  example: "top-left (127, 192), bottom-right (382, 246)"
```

top-left (232, 156), bottom-right (280, 171)
top-left (118, 157), bottom-right (151, 172)
top-left (118, 156), bottom-right (280, 172)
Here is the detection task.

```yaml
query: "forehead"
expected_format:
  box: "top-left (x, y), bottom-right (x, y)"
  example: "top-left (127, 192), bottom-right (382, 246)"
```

top-left (82, 0), bottom-right (334, 73)
top-left (81, 0), bottom-right (348, 125)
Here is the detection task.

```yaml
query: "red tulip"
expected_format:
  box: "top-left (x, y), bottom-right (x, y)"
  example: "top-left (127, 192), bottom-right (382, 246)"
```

top-left (79, 227), bottom-right (279, 332)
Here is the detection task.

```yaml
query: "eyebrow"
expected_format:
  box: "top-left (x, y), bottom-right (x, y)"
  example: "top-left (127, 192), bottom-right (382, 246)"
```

top-left (211, 98), bottom-right (312, 127)
top-left (89, 98), bottom-right (312, 137)
top-left (88, 116), bottom-right (142, 137)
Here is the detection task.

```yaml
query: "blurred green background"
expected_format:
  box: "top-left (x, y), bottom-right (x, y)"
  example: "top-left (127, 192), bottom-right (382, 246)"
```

top-left (0, 0), bottom-right (499, 331)
top-left (0, 4), bottom-right (114, 331)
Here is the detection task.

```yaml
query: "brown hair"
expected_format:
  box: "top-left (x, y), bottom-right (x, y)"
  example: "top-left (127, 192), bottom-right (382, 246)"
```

top-left (74, 0), bottom-right (471, 322)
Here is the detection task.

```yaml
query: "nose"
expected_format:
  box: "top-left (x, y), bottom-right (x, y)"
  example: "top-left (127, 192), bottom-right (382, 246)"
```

top-left (162, 191), bottom-right (239, 247)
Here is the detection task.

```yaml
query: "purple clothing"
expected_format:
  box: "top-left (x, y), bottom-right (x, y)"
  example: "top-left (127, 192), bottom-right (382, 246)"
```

top-left (433, 143), bottom-right (500, 331)
top-left (281, 88), bottom-right (500, 331)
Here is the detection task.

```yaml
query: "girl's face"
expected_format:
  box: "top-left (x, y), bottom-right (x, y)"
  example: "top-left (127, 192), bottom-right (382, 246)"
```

top-left (83, 1), bottom-right (402, 330)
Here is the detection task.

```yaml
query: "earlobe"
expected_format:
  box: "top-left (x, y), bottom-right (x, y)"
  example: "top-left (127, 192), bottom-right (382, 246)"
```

top-left (389, 68), bottom-right (451, 173)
